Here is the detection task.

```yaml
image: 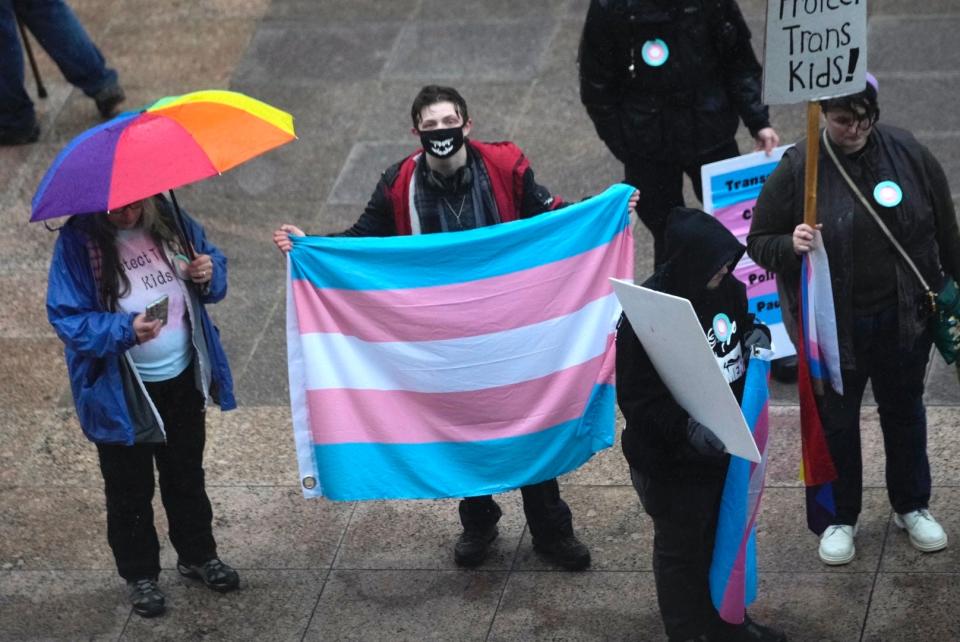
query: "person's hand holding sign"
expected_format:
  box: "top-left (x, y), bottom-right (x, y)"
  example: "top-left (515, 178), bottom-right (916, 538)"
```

top-left (754, 127), bottom-right (780, 155)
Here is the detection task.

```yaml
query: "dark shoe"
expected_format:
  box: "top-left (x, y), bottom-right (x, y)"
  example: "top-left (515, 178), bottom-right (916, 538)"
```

top-left (454, 525), bottom-right (498, 567)
top-left (126, 577), bottom-right (166, 618)
top-left (94, 84), bottom-right (126, 118)
top-left (0, 123), bottom-right (39, 146)
top-left (770, 356), bottom-right (797, 384)
top-left (532, 534), bottom-right (591, 571)
top-left (714, 614), bottom-right (787, 641)
top-left (177, 557), bottom-right (240, 593)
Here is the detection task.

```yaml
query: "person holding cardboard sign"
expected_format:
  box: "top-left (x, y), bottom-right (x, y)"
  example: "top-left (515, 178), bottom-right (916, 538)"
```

top-left (616, 207), bottom-right (782, 642)
top-left (748, 79), bottom-right (960, 565)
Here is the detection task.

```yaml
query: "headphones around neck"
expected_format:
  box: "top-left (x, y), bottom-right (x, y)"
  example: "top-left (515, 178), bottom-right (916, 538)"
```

top-left (425, 164), bottom-right (472, 193)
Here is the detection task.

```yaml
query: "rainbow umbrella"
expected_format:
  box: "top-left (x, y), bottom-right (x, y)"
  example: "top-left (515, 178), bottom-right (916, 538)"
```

top-left (31, 89), bottom-right (296, 222)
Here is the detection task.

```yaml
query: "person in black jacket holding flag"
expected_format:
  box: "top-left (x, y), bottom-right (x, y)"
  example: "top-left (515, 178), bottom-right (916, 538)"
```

top-left (275, 85), bottom-right (644, 572)
top-left (617, 207), bottom-right (783, 642)
top-left (747, 79), bottom-right (957, 566)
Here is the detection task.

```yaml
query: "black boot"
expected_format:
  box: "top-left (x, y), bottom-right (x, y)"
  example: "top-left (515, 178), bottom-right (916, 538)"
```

top-left (177, 557), bottom-right (240, 593)
top-left (126, 577), bottom-right (166, 618)
top-left (532, 534), bottom-right (591, 571)
top-left (94, 84), bottom-right (126, 118)
top-left (454, 524), bottom-right (499, 567)
top-left (713, 614), bottom-right (786, 642)
top-left (455, 497), bottom-right (502, 567)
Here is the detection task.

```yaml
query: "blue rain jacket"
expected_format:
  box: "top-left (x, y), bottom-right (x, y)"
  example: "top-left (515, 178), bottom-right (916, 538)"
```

top-left (46, 202), bottom-right (236, 445)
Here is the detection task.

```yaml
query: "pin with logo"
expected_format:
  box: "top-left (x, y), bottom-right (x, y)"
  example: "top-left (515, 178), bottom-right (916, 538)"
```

top-left (641, 39), bottom-right (669, 67)
top-left (713, 313), bottom-right (732, 343)
top-left (873, 180), bottom-right (903, 208)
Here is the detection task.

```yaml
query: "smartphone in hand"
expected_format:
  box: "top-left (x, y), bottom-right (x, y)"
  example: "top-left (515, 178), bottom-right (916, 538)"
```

top-left (144, 294), bottom-right (169, 326)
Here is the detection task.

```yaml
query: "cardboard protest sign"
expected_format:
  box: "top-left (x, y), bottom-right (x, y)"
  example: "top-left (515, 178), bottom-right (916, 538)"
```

top-left (763, 0), bottom-right (867, 104)
top-left (610, 279), bottom-right (761, 463)
top-left (701, 146), bottom-right (796, 360)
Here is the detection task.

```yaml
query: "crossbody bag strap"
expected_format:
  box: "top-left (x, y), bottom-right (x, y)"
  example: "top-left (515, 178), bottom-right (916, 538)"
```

top-left (820, 128), bottom-right (933, 295)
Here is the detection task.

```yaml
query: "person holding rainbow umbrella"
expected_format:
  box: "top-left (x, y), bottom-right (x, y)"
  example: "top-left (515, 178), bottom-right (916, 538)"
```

top-left (36, 90), bottom-right (295, 618)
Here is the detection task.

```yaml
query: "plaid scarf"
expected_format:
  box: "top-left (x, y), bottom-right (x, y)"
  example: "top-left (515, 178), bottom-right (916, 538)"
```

top-left (411, 145), bottom-right (499, 234)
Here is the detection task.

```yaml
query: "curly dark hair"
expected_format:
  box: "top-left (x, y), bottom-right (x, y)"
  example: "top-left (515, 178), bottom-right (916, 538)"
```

top-left (820, 82), bottom-right (880, 129)
top-left (410, 85), bottom-right (469, 129)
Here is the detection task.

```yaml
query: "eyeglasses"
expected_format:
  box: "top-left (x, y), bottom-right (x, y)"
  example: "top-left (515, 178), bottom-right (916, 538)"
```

top-left (107, 201), bottom-right (143, 216)
top-left (826, 113), bottom-right (874, 132)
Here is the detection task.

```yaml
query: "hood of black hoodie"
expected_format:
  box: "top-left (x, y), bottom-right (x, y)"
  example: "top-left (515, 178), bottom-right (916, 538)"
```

top-left (647, 207), bottom-right (746, 302)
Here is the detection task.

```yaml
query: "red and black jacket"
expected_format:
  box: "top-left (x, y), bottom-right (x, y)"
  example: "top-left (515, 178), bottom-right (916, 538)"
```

top-left (337, 140), bottom-right (563, 237)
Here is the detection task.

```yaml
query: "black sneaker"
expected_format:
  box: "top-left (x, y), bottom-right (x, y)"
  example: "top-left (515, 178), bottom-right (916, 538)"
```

top-left (94, 84), bottom-right (126, 118)
top-left (454, 525), bottom-right (498, 567)
top-left (713, 614), bottom-right (787, 642)
top-left (0, 123), bottom-right (39, 146)
top-left (532, 534), bottom-right (591, 571)
top-left (126, 577), bottom-right (166, 618)
top-left (177, 557), bottom-right (240, 593)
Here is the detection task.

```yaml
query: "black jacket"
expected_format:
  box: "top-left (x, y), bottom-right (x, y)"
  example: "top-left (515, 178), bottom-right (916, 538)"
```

top-left (578, 0), bottom-right (770, 164)
top-left (616, 207), bottom-right (755, 478)
top-left (336, 143), bottom-right (558, 237)
top-left (747, 124), bottom-right (960, 369)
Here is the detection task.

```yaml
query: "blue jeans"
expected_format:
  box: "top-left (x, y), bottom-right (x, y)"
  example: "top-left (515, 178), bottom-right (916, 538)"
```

top-left (0, 0), bottom-right (117, 129)
top-left (817, 305), bottom-right (933, 525)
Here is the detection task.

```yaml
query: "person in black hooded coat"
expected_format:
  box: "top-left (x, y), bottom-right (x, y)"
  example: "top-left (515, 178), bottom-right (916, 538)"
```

top-left (616, 207), bottom-right (783, 642)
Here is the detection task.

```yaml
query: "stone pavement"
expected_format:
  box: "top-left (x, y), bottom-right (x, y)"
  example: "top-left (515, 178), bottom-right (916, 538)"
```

top-left (2, 0), bottom-right (960, 639)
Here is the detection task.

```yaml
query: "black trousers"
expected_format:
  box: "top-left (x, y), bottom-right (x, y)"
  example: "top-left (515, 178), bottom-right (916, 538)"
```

top-left (459, 478), bottom-right (573, 543)
top-left (624, 141), bottom-right (740, 267)
top-left (631, 467), bottom-right (726, 641)
top-left (96, 362), bottom-right (217, 581)
top-left (817, 306), bottom-right (932, 525)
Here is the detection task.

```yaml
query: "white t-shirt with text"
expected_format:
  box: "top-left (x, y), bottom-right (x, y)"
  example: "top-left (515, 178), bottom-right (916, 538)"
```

top-left (114, 227), bottom-right (192, 382)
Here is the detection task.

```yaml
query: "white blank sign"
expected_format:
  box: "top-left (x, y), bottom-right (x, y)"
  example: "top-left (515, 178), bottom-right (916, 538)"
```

top-left (611, 279), bottom-right (761, 463)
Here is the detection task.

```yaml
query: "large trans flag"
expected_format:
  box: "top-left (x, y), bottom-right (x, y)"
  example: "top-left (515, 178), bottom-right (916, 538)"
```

top-left (285, 184), bottom-right (635, 500)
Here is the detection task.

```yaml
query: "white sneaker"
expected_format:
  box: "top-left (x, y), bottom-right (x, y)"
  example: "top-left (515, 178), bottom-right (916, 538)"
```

top-left (894, 509), bottom-right (948, 552)
top-left (818, 524), bottom-right (857, 565)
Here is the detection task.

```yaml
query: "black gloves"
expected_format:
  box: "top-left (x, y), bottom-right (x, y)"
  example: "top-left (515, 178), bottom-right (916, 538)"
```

top-left (685, 419), bottom-right (727, 457)
top-left (744, 325), bottom-right (772, 352)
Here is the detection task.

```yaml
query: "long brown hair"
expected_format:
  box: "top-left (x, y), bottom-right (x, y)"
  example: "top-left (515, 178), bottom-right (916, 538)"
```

top-left (80, 196), bottom-right (184, 311)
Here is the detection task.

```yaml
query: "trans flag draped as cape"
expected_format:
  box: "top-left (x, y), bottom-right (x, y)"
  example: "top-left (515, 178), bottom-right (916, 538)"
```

top-left (798, 233), bottom-right (842, 534)
top-left (285, 184), bottom-right (635, 500)
top-left (709, 355), bottom-right (771, 624)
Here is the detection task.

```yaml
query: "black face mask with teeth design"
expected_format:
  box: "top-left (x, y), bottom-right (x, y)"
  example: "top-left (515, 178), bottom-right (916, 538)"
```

top-left (419, 126), bottom-right (464, 159)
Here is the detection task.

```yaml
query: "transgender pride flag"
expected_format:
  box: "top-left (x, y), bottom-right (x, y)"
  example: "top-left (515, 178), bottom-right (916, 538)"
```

top-left (798, 233), bottom-right (842, 534)
top-left (710, 355), bottom-right (771, 624)
top-left (285, 184), bottom-right (635, 500)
